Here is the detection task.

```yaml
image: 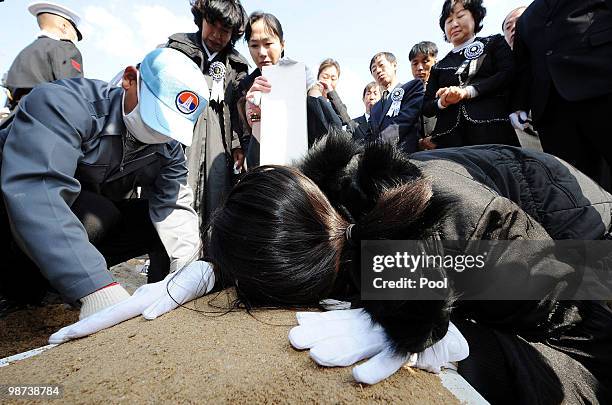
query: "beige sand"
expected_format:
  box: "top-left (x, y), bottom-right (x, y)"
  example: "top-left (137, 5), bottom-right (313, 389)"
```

top-left (0, 261), bottom-right (143, 359)
top-left (0, 291), bottom-right (459, 404)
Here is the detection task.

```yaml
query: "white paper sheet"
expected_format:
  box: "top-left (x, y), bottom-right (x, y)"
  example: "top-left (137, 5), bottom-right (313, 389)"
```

top-left (260, 63), bottom-right (308, 166)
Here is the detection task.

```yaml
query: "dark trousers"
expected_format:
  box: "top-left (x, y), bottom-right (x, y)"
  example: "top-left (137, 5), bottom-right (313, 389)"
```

top-left (537, 88), bottom-right (612, 192)
top-left (0, 190), bottom-right (170, 304)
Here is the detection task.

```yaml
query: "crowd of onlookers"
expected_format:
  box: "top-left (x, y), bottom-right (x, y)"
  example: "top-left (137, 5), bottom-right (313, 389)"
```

top-left (2, 0), bottom-right (612, 318)
top-left (228, 0), bottom-right (612, 196)
top-left (296, 0), bottom-right (611, 196)
top-left (2, 3), bottom-right (612, 402)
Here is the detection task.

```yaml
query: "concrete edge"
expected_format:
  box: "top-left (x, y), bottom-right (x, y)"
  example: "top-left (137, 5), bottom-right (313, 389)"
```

top-left (440, 369), bottom-right (489, 404)
top-left (0, 344), bottom-right (57, 368)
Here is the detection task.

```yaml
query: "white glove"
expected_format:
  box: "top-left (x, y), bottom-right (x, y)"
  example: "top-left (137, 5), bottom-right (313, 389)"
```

top-left (509, 110), bottom-right (529, 130)
top-left (49, 261), bottom-right (215, 344)
top-left (289, 308), bottom-right (469, 385)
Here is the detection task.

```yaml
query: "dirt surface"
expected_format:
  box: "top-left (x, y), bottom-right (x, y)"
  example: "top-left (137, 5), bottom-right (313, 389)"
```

top-left (0, 304), bottom-right (79, 359)
top-left (0, 290), bottom-right (459, 404)
top-left (0, 259), bottom-right (146, 359)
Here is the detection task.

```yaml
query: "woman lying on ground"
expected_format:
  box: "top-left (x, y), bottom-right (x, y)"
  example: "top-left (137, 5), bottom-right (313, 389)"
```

top-left (51, 132), bottom-right (612, 404)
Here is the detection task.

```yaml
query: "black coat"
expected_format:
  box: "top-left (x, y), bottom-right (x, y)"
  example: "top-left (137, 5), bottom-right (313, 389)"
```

top-left (351, 114), bottom-right (370, 144)
top-left (5, 36), bottom-right (83, 108)
top-left (326, 90), bottom-right (353, 128)
top-left (166, 32), bottom-right (249, 221)
top-left (368, 80), bottom-right (424, 153)
top-left (423, 35), bottom-right (516, 147)
top-left (513, 0), bottom-right (612, 123)
top-left (300, 133), bottom-right (612, 402)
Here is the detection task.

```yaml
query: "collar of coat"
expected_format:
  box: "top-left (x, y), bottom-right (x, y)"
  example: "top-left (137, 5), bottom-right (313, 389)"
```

top-left (167, 32), bottom-right (250, 71)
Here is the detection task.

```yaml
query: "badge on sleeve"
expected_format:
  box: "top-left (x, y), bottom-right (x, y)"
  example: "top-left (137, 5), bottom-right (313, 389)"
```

top-left (209, 61), bottom-right (226, 103)
top-left (386, 87), bottom-right (405, 118)
top-left (464, 41), bottom-right (485, 60)
top-left (71, 59), bottom-right (82, 72)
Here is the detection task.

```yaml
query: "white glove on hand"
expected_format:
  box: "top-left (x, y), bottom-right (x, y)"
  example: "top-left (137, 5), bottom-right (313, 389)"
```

top-left (49, 261), bottom-right (215, 344)
top-left (509, 110), bottom-right (529, 130)
top-left (288, 309), bottom-right (469, 385)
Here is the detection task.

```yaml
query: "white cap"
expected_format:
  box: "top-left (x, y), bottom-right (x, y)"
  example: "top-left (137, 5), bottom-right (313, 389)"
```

top-left (28, 2), bottom-right (83, 41)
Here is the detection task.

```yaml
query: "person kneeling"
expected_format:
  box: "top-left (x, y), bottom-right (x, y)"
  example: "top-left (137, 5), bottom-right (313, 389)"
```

top-left (0, 48), bottom-right (207, 319)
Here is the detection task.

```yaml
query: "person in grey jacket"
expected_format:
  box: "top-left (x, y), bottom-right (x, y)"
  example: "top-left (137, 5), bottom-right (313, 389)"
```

top-left (0, 48), bottom-right (208, 319)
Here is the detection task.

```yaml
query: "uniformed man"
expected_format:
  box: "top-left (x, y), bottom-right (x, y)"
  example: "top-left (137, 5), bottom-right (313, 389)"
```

top-left (0, 48), bottom-right (207, 319)
top-left (4, 2), bottom-right (84, 110)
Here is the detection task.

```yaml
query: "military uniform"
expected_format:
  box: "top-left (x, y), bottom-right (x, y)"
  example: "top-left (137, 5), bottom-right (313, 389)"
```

top-left (5, 34), bottom-right (83, 108)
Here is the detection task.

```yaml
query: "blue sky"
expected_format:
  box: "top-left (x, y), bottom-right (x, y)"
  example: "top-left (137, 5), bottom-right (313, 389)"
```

top-left (1, 0), bottom-right (530, 116)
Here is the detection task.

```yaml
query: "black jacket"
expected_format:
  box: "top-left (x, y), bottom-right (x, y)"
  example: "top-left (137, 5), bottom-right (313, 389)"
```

top-left (327, 90), bottom-right (359, 134)
top-left (300, 133), bottom-right (612, 354)
top-left (368, 80), bottom-right (424, 153)
top-left (351, 114), bottom-right (370, 144)
top-left (513, 0), bottom-right (612, 123)
top-left (166, 32), bottom-right (249, 220)
top-left (423, 35), bottom-right (515, 145)
top-left (5, 36), bottom-right (83, 108)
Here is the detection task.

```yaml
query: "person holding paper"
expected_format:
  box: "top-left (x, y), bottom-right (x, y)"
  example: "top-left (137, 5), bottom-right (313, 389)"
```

top-left (236, 11), bottom-right (342, 167)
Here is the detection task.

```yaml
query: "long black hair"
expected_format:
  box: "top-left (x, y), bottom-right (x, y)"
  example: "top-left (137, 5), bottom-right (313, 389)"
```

top-left (207, 133), bottom-right (439, 308)
top-left (207, 165), bottom-right (343, 308)
top-left (206, 132), bottom-right (457, 354)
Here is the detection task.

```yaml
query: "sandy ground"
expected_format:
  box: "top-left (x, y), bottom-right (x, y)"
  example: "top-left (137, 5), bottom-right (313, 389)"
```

top-left (0, 289), bottom-right (459, 404)
top-left (0, 259), bottom-right (146, 359)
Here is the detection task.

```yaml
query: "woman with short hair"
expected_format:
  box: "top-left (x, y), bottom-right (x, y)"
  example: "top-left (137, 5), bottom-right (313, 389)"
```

top-left (422, 0), bottom-right (519, 148)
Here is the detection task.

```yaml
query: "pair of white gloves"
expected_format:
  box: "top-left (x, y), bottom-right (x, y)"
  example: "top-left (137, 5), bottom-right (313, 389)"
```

top-left (289, 308), bottom-right (469, 384)
top-left (50, 262), bottom-right (469, 385)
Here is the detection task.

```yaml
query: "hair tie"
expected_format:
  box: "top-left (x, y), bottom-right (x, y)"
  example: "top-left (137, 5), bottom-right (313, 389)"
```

top-left (345, 224), bottom-right (356, 240)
